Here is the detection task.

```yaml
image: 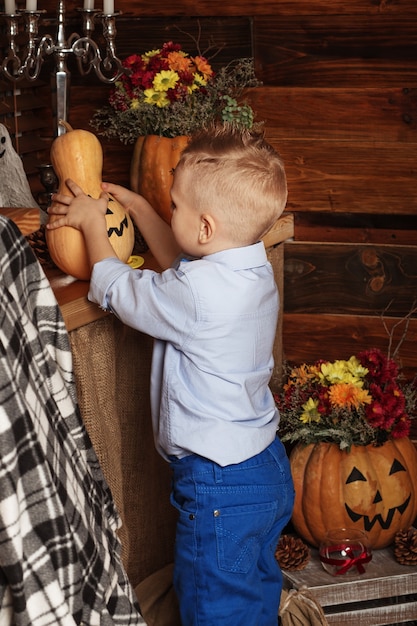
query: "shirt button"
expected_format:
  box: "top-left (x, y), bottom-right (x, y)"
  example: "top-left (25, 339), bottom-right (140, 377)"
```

top-left (213, 510), bottom-right (220, 517)
top-left (189, 513), bottom-right (195, 520)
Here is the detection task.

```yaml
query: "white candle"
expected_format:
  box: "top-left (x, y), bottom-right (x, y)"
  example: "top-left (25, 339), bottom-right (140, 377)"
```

top-left (84, 0), bottom-right (94, 8)
top-left (103, 0), bottom-right (114, 13)
top-left (4, 0), bottom-right (16, 13)
top-left (26, 0), bottom-right (37, 10)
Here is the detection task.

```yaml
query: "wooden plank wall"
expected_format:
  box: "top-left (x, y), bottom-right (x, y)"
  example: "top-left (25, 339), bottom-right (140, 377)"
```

top-left (1, 0), bottom-right (416, 377)
top-left (246, 2), bottom-right (417, 378)
top-left (0, 76), bottom-right (52, 197)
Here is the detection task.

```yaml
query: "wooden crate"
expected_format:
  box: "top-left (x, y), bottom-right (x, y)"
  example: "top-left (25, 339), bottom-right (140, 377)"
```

top-left (283, 546), bottom-right (417, 625)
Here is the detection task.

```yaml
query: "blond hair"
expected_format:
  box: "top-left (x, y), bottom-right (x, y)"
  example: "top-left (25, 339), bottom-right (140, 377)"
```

top-left (175, 123), bottom-right (288, 245)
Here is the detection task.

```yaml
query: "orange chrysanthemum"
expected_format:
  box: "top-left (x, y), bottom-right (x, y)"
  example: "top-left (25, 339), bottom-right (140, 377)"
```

top-left (167, 51), bottom-right (193, 73)
top-left (328, 382), bottom-right (372, 410)
top-left (193, 55), bottom-right (214, 79)
top-left (286, 364), bottom-right (320, 388)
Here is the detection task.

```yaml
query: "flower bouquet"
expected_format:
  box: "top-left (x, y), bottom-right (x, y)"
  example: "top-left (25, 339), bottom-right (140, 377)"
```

top-left (91, 41), bottom-right (260, 142)
top-left (276, 348), bottom-right (417, 450)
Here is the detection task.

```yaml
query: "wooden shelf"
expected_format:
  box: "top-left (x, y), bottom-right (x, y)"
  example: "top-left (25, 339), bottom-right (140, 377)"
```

top-left (0, 207), bottom-right (41, 236)
top-left (283, 546), bottom-right (417, 625)
top-left (45, 267), bottom-right (107, 332)
top-left (44, 251), bottom-right (160, 332)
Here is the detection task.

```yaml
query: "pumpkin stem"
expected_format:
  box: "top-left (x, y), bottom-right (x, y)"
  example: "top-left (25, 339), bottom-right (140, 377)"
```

top-left (58, 119), bottom-right (74, 133)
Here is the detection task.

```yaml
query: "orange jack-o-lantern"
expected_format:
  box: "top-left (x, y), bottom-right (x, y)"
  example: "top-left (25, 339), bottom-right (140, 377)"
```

top-left (290, 438), bottom-right (417, 549)
top-left (46, 121), bottom-right (134, 280)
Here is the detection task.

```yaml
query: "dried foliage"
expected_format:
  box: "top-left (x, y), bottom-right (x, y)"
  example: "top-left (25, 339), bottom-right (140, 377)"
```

top-left (276, 349), bottom-right (417, 451)
top-left (91, 42), bottom-right (260, 143)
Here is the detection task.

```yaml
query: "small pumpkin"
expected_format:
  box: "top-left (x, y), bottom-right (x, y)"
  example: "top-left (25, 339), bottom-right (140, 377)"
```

top-left (130, 135), bottom-right (189, 224)
top-left (290, 438), bottom-right (417, 549)
top-left (46, 121), bottom-right (134, 280)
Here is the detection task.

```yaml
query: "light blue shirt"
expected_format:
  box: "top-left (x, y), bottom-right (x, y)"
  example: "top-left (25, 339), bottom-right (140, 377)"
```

top-left (89, 242), bottom-right (280, 466)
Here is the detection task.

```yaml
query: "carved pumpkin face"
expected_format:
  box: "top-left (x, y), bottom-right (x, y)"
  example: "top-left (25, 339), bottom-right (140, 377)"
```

top-left (105, 196), bottom-right (134, 260)
top-left (290, 438), bottom-right (417, 549)
top-left (46, 194), bottom-right (134, 281)
top-left (342, 455), bottom-right (412, 534)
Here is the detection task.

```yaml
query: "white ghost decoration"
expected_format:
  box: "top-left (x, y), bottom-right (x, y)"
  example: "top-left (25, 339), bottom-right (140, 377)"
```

top-left (0, 123), bottom-right (40, 208)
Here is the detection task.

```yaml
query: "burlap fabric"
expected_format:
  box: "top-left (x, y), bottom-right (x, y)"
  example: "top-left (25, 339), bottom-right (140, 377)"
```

top-left (69, 315), bottom-right (177, 588)
top-left (135, 564), bottom-right (181, 626)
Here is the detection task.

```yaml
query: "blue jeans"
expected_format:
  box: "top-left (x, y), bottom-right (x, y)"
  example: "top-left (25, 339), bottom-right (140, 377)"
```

top-left (169, 437), bottom-right (294, 625)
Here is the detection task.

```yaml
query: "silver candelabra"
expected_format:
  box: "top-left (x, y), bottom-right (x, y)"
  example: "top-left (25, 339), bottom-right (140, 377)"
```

top-left (1, 0), bottom-right (127, 135)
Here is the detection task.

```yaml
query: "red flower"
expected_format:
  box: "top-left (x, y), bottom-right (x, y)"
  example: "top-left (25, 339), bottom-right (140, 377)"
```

top-left (316, 387), bottom-right (331, 416)
top-left (358, 348), bottom-right (399, 385)
top-left (391, 416), bottom-right (411, 439)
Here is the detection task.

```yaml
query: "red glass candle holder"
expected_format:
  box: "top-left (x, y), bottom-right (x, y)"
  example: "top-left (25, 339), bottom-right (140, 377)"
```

top-left (319, 528), bottom-right (372, 576)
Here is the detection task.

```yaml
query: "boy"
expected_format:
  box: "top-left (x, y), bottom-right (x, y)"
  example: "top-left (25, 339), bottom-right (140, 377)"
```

top-left (48, 124), bottom-right (294, 625)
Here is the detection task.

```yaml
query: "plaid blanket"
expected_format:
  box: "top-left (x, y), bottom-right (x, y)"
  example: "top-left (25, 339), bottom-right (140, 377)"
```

top-left (0, 216), bottom-right (146, 625)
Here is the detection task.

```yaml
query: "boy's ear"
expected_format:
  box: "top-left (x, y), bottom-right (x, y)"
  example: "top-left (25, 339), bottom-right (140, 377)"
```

top-left (198, 214), bottom-right (216, 244)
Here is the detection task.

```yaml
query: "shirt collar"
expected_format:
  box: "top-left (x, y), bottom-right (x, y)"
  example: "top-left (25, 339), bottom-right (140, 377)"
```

top-left (202, 241), bottom-right (268, 271)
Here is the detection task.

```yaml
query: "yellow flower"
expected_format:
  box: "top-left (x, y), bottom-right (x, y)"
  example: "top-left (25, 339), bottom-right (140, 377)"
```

top-left (187, 75), bottom-right (207, 94)
top-left (143, 88), bottom-right (170, 108)
top-left (345, 355), bottom-right (369, 379)
top-left (300, 398), bottom-right (321, 424)
top-left (328, 382), bottom-right (372, 409)
top-left (142, 49), bottom-right (161, 61)
top-left (320, 359), bottom-right (364, 387)
top-left (129, 98), bottom-right (140, 110)
top-left (192, 73), bottom-right (208, 87)
top-left (153, 70), bottom-right (179, 92)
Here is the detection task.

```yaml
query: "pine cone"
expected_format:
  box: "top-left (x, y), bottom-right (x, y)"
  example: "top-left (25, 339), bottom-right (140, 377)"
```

top-left (26, 226), bottom-right (56, 268)
top-left (394, 528), bottom-right (417, 566)
top-left (275, 534), bottom-right (310, 571)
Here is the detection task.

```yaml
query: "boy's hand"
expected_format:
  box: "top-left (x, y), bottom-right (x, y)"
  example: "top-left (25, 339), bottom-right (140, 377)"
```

top-left (47, 178), bottom-right (108, 233)
top-left (101, 182), bottom-right (139, 216)
top-left (47, 178), bottom-right (118, 267)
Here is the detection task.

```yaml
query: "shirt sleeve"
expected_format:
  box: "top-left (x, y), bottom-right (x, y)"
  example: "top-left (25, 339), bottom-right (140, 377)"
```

top-left (89, 257), bottom-right (197, 345)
